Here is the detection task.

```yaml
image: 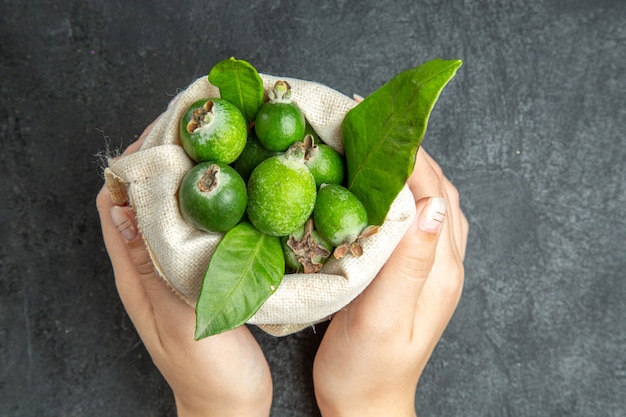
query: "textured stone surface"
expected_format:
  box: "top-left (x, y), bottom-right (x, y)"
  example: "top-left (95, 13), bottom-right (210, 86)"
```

top-left (1, 0), bottom-right (625, 416)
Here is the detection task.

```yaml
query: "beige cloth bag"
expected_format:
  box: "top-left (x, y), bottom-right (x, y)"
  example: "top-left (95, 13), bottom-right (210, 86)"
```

top-left (105, 74), bottom-right (416, 336)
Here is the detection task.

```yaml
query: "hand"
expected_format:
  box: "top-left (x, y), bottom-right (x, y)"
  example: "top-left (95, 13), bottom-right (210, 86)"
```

top-left (313, 148), bottom-right (468, 417)
top-left (96, 121), bottom-right (272, 417)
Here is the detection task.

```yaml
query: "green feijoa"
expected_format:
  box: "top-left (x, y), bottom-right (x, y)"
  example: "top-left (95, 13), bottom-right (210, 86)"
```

top-left (246, 151), bottom-right (316, 237)
top-left (231, 134), bottom-right (280, 182)
top-left (314, 184), bottom-right (377, 258)
top-left (178, 162), bottom-right (248, 233)
top-left (305, 141), bottom-right (346, 188)
top-left (281, 219), bottom-right (334, 273)
top-left (254, 81), bottom-right (306, 152)
top-left (180, 98), bottom-right (247, 164)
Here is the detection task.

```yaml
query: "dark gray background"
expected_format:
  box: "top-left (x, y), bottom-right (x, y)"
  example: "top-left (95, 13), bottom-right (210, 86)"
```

top-left (2, 0), bottom-right (625, 416)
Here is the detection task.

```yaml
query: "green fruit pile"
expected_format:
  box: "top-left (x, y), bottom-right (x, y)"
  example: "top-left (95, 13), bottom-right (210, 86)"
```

top-left (178, 57), bottom-right (462, 339)
top-left (177, 78), bottom-right (377, 273)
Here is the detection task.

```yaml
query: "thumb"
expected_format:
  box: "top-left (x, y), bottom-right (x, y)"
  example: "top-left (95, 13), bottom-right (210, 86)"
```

top-left (109, 206), bottom-right (156, 278)
top-left (391, 196), bottom-right (448, 285)
top-left (349, 197), bottom-right (447, 332)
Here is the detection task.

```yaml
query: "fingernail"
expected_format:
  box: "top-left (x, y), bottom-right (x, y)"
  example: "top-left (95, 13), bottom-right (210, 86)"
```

top-left (418, 197), bottom-right (447, 234)
top-left (110, 206), bottom-right (137, 241)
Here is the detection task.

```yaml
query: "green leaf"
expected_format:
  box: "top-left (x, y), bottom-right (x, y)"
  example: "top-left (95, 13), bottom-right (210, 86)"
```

top-left (195, 222), bottom-right (284, 339)
top-left (208, 57), bottom-right (264, 124)
top-left (342, 58), bottom-right (462, 225)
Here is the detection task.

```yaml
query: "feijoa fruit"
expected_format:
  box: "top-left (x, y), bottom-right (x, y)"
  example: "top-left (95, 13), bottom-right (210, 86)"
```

top-left (313, 184), bottom-right (378, 258)
top-left (180, 98), bottom-right (247, 164)
top-left (303, 135), bottom-right (345, 188)
top-left (231, 134), bottom-right (280, 182)
top-left (254, 81), bottom-right (306, 152)
top-left (246, 148), bottom-right (316, 236)
top-left (178, 162), bottom-right (248, 233)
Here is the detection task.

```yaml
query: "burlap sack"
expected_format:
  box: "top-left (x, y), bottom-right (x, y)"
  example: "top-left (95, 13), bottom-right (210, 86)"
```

top-left (105, 74), bottom-right (416, 336)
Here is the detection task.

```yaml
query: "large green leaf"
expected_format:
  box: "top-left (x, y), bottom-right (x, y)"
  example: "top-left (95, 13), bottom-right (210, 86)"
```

top-left (208, 57), bottom-right (264, 124)
top-left (195, 222), bottom-right (284, 339)
top-left (342, 59), bottom-right (462, 225)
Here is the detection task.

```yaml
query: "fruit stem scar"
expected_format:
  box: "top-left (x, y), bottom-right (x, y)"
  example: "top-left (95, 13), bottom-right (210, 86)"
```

top-left (187, 100), bottom-right (215, 133)
top-left (198, 164), bottom-right (220, 192)
top-left (269, 80), bottom-right (292, 102)
top-left (302, 134), bottom-right (317, 161)
top-left (285, 140), bottom-right (307, 161)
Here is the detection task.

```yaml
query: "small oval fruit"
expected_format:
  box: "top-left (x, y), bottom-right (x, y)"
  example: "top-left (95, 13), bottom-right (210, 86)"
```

top-left (180, 98), bottom-right (247, 164)
top-left (313, 184), bottom-right (369, 257)
top-left (305, 142), bottom-right (345, 188)
top-left (254, 81), bottom-right (306, 152)
top-left (246, 152), bottom-right (316, 236)
top-left (231, 134), bottom-right (280, 182)
top-left (178, 162), bottom-right (248, 233)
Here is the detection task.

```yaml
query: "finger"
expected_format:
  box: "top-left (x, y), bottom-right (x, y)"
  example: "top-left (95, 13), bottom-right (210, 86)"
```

top-left (97, 187), bottom-right (157, 338)
top-left (107, 205), bottom-right (197, 342)
top-left (459, 211), bottom-right (469, 259)
top-left (420, 150), bottom-right (468, 260)
top-left (412, 253), bottom-right (464, 349)
top-left (442, 175), bottom-right (469, 259)
top-left (346, 196), bottom-right (447, 338)
top-left (401, 228), bottom-right (463, 367)
top-left (403, 149), bottom-right (466, 341)
top-left (432, 176), bottom-right (461, 264)
top-left (419, 153), bottom-right (466, 309)
top-left (407, 148), bottom-right (462, 269)
top-left (408, 148), bottom-right (445, 201)
top-left (412, 195), bottom-right (465, 342)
